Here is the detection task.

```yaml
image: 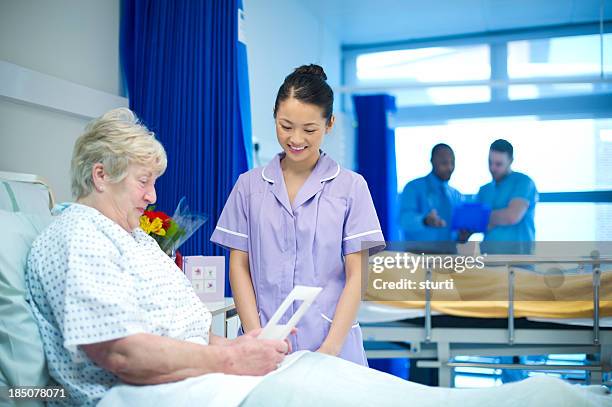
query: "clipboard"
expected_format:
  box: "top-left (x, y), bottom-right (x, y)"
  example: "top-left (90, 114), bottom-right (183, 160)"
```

top-left (451, 202), bottom-right (491, 233)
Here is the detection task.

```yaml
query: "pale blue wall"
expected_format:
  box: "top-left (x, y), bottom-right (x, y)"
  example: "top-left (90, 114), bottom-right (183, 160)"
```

top-left (243, 0), bottom-right (352, 168)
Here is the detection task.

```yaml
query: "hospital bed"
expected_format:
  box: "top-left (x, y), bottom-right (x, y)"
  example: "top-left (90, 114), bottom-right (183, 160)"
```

top-left (0, 171), bottom-right (56, 406)
top-left (2, 170), bottom-right (612, 407)
top-left (358, 252), bottom-right (612, 388)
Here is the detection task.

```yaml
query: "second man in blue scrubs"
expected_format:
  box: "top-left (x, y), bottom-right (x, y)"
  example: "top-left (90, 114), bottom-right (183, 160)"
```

top-left (477, 139), bottom-right (538, 254)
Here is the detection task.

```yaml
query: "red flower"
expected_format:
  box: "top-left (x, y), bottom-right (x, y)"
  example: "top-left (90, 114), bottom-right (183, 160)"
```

top-left (143, 210), bottom-right (172, 229)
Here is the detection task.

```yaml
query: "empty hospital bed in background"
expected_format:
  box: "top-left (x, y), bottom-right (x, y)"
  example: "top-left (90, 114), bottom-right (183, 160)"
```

top-left (358, 250), bottom-right (612, 388)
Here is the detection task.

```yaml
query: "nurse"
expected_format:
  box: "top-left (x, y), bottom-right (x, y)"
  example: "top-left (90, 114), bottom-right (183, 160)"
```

top-left (211, 64), bottom-right (385, 366)
top-left (477, 139), bottom-right (538, 255)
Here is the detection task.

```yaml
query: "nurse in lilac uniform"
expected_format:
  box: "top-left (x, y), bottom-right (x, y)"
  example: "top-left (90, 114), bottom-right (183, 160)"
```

top-left (211, 64), bottom-right (385, 366)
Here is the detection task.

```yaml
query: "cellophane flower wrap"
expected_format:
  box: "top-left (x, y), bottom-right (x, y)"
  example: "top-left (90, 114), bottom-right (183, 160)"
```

top-left (140, 197), bottom-right (208, 255)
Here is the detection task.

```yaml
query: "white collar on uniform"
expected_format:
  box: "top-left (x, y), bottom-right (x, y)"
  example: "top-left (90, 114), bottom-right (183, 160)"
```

top-left (261, 151), bottom-right (340, 184)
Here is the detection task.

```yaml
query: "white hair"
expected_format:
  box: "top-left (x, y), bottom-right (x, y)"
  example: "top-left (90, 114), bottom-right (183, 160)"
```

top-left (70, 108), bottom-right (167, 198)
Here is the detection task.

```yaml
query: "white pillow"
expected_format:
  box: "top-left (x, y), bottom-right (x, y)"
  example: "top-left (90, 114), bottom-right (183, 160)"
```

top-left (0, 209), bottom-right (52, 390)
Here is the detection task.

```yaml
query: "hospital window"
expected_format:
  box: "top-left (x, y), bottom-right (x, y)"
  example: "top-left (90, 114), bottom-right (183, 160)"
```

top-left (395, 117), bottom-right (612, 241)
top-left (351, 32), bottom-right (611, 105)
top-left (508, 33), bottom-right (612, 100)
top-left (355, 44), bottom-right (491, 106)
top-left (349, 28), bottom-right (612, 387)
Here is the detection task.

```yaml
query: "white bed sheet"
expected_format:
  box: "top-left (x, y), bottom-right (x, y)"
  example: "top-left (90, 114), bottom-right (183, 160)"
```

top-left (98, 350), bottom-right (308, 407)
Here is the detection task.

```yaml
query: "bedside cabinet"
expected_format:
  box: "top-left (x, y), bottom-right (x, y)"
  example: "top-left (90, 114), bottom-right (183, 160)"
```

top-left (203, 297), bottom-right (240, 338)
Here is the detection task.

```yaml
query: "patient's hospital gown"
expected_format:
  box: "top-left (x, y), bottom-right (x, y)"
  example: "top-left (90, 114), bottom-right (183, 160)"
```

top-left (25, 203), bottom-right (214, 406)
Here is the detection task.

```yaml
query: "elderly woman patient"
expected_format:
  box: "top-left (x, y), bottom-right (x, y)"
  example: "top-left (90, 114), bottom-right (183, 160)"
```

top-left (26, 109), bottom-right (609, 407)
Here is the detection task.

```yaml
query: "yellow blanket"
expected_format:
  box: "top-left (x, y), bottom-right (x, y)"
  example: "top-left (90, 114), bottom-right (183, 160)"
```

top-left (365, 251), bottom-right (612, 319)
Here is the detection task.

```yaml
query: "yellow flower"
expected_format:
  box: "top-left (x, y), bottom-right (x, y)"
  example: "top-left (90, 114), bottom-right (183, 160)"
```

top-left (140, 215), bottom-right (167, 236)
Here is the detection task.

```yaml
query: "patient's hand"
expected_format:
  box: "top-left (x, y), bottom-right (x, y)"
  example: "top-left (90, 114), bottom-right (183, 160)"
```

top-left (223, 336), bottom-right (288, 376)
top-left (229, 327), bottom-right (295, 354)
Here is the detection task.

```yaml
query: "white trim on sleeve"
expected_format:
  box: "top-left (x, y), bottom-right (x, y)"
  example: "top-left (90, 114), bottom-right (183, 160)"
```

top-left (216, 226), bottom-right (248, 239)
top-left (342, 229), bottom-right (382, 242)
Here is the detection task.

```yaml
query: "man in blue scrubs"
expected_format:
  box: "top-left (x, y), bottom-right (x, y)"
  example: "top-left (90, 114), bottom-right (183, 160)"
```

top-left (399, 144), bottom-right (464, 248)
top-left (398, 143), bottom-right (464, 384)
top-left (478, 139), bottom-right (539, 383)
top-left (477, 139), bottom-right (538, 255)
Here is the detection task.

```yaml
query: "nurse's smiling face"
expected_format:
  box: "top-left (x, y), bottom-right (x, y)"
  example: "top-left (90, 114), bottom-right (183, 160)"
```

top-left (275, 96), bottom-right (334, 168)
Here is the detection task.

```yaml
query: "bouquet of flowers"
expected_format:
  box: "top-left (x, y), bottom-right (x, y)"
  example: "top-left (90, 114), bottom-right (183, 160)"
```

top-left (139, 197), bottom-right (208, 256)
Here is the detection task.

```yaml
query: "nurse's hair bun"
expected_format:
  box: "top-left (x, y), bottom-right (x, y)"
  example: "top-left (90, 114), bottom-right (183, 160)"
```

top-left (274, 63), bottom-right (333, 124)
top-left (293, 64), bottom-right (327, 81)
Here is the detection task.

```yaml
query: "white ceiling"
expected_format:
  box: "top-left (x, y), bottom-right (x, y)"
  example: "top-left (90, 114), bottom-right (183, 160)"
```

top-left (300, 0), bottom-right (612, 46)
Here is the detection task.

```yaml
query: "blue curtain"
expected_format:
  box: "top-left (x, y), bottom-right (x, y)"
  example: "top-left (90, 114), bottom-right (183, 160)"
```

top-left (353, 94), bottom-right (399, 241)
top-left (353, 94), bottom-right (405, 378)
top-left (121, 0), bottom-right (250, 296)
